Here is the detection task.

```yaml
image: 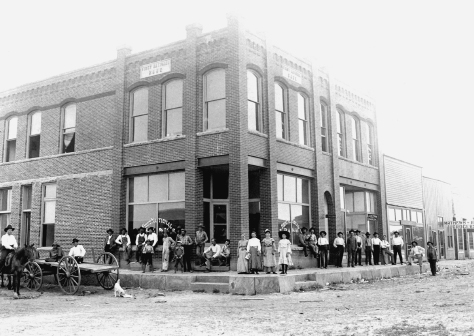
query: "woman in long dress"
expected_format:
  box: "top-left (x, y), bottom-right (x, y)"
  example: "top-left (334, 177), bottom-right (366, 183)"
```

top-left (262, 229), bottom-right (277, 274)
top-left (246, 231), bottom-right (262, 274)
top-left (237, 233), bottom-right (249, 274)
top-left (278, 229), bottom-right (293, 275)
top-left (161, 230), bottom-right (175, 272)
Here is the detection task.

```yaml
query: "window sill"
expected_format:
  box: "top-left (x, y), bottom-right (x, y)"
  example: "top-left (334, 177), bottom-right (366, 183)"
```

top-left (197, 128), bottom-right (229, 137)
top-left (276, 138), bottom-right (315, 151)
top-left (0, 146), bottom-right (114, 166)
top-left (248, 130), bottom-right (268, 138)
top-left (338, 156), bottom-right (379, 170)
top-left (124, 135), bottom-right (186, 148)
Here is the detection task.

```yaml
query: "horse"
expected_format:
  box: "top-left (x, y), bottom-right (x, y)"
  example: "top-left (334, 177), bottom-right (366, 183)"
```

top-left (0, 244), bottom-right (37, 299)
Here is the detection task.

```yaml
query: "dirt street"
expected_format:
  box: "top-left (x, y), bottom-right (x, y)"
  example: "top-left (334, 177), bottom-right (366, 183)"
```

top-left (1, 260), bottom-right (474, 336)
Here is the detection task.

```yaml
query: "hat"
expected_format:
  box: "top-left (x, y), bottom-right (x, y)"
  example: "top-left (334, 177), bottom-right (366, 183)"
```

top-left (72, 238), bottom-right (79, 243)
top-left (365, 232), bottom-right (371, 236)
top-left (197, 224), bottom-right (204, 228)
top-left (176, 240), bottom-right (182, 244)
top-left (309, 227), bottom-right (316, 232)
top-left (120, 228), bottom-right (127, 233)
top-left (349, 229), bottom-right (355, 233)
top-left (412, 241), bottom-right (418, 246)
top-left (394, 231), bottom-right (399, 234)
top-left (4, 224), bottom-right (15, 232)
top-left (264, 229), bottom-right (271, 234)
top-left (301, 227), bottom-right (308, 232)
top-left (320, 231), bottom-right (327, 236)
top-left (427, 241), bottom-right (434, 245)
top-left (139, 227), bottom-right (146, 231)
top-left (106, 229), bottom-right (114, 234)
top-left (373, 232), bottom-right (379, 236)
top-left (355, 230), bottom-right (361, 233)
top-left (278, 228), bottom-right (290, 239)
top-left (147, 227), bottom-right (155, 231)
top-left (52, 241), bottom-right (60, 247)
top-left (337, 232), bottom-right (343, 236)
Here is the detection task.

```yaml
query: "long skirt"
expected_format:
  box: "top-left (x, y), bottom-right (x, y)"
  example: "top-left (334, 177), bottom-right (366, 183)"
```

top-left (248, 246), bottom-right (262, 270)
top-left (263, 246), bottom-right (277, 267)
top-left (162, 248), bottom-right (170, 271)
top-left (237, 249), bottom-right (249, 273)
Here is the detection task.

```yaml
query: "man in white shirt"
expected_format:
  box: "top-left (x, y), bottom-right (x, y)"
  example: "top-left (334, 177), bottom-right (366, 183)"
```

top-left (69, 238), bottom-right (86, 263)
top-left (391, 231), bottom-right (404, 265)
top-left (318, 231), bottom-right (329, 269)
top-left (0, 225), bottom-right (18, 271)
top-left (202, 238), bottom-right (221, 272)
top-left (115, 228), bottom-right (132, 264)
top-left (333, 232), bottom-right (345, 268)
top-left (371, 233), bottom-right (382, 265)
top-left (408, 241), bottom-right (425, 272)
top-left (380, 235), bottom-right (394, 265)
top-left (147, 227), bottom-right (159, 251)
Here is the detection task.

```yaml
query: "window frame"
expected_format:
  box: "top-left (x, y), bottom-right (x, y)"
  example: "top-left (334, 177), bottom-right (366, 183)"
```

top-left (297, 93), bottom-right (309, 146)
top-left (60, 103), bottom-right (77, 153)
top-left (129, 87), bottom-right (149, 143)
top-left (336, 110), bottom-right (345, 157)
top-left (365, 121), bottom-right (375, 166)
top-left (41, 183), bottom-right (57, 247)
top-left (274, 82), bottom-right (288, 140)
top-left (350, 115), bottom-right (361, 162)
top-left (4, 116), bottom-right (18, 162)
top-left (0, 188), bottom-right (12, 232)
top-left (320, 101), bottom-right (330, 153)
top-left (162, 79), bottom-right (184, 138)
top-left (203, 68), bottom-right (226, 132)
top-left (247, 70), bottom-right (263, 132)
top-left (27, 110), bottom-right (41, 159)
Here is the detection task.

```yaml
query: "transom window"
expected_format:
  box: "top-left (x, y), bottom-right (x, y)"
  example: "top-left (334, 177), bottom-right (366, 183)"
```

top-left (298, 93), bottom-right (309, 146)
top-left (61, 104), bottom-right (76, 153)
top-left (275, 83), bottom-right (287, 139)
top-left (247, 70), bottom-right (262, 132)
top-left (28, 111), bottom-right (41, 158)
top-left (163, 79), bottom-right (183, 137)
top-left (130, 87), bottom-right (149, 142)
top-left (5, 117), bottom-right (18, 162)
top-left (203, 68), bottom-right (226, 131)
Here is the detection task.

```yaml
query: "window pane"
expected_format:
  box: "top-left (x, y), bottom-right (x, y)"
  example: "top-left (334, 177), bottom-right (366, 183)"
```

top-left (336, 112), bottom-right (342, 133)
top-left (417, 212), bottom-right (423, 224)
top-left (133, 115), bottom-right (148, 142)
top-left (31, 112), bottom-right (41, 135)
top-left (29, 135), bottom-right (40, 158)
top-left (132, 88), bottom-right (148, 116)
top-left (44, 201), bottom-right (56, 223)
top-left (248, 170), bottom-right (260, 199)
top-left (320, 104), bottom-right (327, 127)
top-left (213, 204), bottom-right (227, 224)
top-left (206, 100), bottom-right (226, 130)
top-left (149, 174), bottom-right (168, 203)
top-left (248, 101), bottom-right (258, 131)
top-left (212, 170), bottom-right (229, 199)
top-left (277, 174), bottom-right (283, 201)
top-left (42, 224), bottom-right (55, 247)
top-left (354, 192), bottom-right (365, 212)
top-left (411, 210), bottom-right (417, 222)
top-left (275, 84), bottom-right (284, 111)
top-left (206, 69), bottom-right (226, 101)
top-left (388, 208), bottom-right (395, 221)
top-left (351, 116), bottom-right (358, 140)
top-left (0, 214), bottom-right (10, 233)
top-left (165, 108), bottom-right (182, 137)
top-left (132, 176), bottom-right (148, 203)
top-left (169, 172), bottom-right (185, 200)
top-left (339, 186), bottom-right (345, 209)
top-left (283, 176), bottom-right (296, 203)
top-left (345, 192), bottom-right (354, 212)
top-left (278, 203), bottom-right (291, 225)
top-left (0, 189), bottom-right (11, 211)
top-left (6, 141), bottom-right (16, 162)
top-left (214, 225), bottom-right (227, 244)
top-left (395, 208), bottom-right (402, 221)
top-left (128, 204), bottom-right (157, 233)
top-left (7, 117), bottom-right (18, 139)
top-left (275, 111), bottom-right (285, 139)
top-left (296, 178), bottom-right (310, 204)
top-left (64, 104), bottom-right (76, 129)
top-left (298, 94), bottom-right (306, 120)
top-left (165, 80), bottom-right (183, 109)
top-left (45, 184), bottom-right (57, 198)
top-left (159, 202), bottom-right (185, 229)
top-left (247, 71), bottom-right (258, 102)
top-left (23, 186), bottom-right (32, 210)
top-left (299, 120), bottom-right (307, 145)
top-left (63, 133), bottom-right (75, 153)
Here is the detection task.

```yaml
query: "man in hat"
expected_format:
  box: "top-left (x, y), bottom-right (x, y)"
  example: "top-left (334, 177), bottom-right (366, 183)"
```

top-left (354, 230), bottom-right (363, 266)
top-left (408, 241), bottom-right (424, 273)
top-left (371, 232), bottom-right (382, 265)
top-left (0, 225), bottom-right (18, 271)
top-left (45, 241), bottom-right (64, 262)
top-left (115, 228), bottom-right (132, 264)
top-left (104, 229), bottom-right (118, 255)
top-left (333, 232), bottom-right (345, 268)
top-left (135, 227), bottom-right (147, 263)
top-left (68, 238), bottom-right (86, 263)
top-left (172, 240), bottom-right (185, 273)
top-left (380, 234), bottom-right (394, 265)
top-left (146, 227), bottom-right (158, 250)
top-left (364, 232), bottom-right (373, 265)
top-left (219, 239), bottom-right (231, 266)
top-left (392, 231), bottom-right (404, 265)
top-left (317, 231), bottom-right (329, 269)
top-left (346, 230), bottom-right (358, 267)
top-left (178, 229), bottom-right (193, 272)
top-left (202, 238), bottom-right (221, 272)
top-left (426, 241), bottom-right (438, 276)
top-left (195, 224), bottom-right (208, 264)
top-left (298, 227), bottom-right (310, 257)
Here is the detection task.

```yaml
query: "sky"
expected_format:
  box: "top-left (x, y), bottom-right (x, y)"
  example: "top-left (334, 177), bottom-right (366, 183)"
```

top-left (0, 0), bottom-right (473, 202)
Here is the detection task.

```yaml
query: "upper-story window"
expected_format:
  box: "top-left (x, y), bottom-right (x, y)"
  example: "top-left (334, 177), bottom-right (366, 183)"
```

top-left (5, 117), bottom-right (18, 162)
top-left (203, 68), bottom-right (226, 131)
top-left (320, 102), bottom-right (329, 153)
top-left (364, 122), bottom-right (375, 166)
top-left (130, 87), bottom-right (149, 143)
top-left (0, 188), bottom-right (12, 232)
top-left (275, 83), bottom-right (287, 139)
top-left (163, 80), bottom-right (183, 137)
top-left (350, 115), bottom-right (361, 162)
top-left (61, 104), bottom-right (76, 153)
top-left (247, 70), bottom-right (262, 132)
top-left (336, 110), bottom-right (345, 157)
top-left (28, 111), bottom-right (41, 158)
top-left (298, 94), bottom-right (309, 146)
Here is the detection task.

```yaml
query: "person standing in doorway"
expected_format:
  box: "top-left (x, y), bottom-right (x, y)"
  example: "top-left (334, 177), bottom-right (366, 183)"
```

top-left (318, 231), bottom-right (329, 269)
top-left (179, 229), bottom-right (193, 272)
top-left (355, 230), bottom-right (363, 266)
top-left (364, 232), bottom-right (373, 266)
top-left (426, 241), bottom-right (438, 276)
top-left (346, 230), bottom-right (357, 268)
top-left (333, 232), bottom-right (345, 268)
top-left (195, 224), bottom-right (208, 265)
top-left (371, 232), bottom-right (381, 265)
top-left (380, 234), bottom-right (393, 265)
top-left (392, 231), bottom-right (404, 265)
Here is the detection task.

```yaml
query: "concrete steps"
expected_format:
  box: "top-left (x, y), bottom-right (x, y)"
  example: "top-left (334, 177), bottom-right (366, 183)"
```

top-left (190, 282), bottom-right (229, 293)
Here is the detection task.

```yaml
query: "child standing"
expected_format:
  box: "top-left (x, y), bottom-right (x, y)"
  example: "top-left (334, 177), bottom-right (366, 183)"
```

top-left (173, 241), bottom-right (185, 273)
top-left (278, 229), bottom-right (293, 275)
top-left (141, 240), bottom-right (154, 273)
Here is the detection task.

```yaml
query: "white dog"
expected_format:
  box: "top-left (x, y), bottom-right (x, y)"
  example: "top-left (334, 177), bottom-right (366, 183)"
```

top-left (114, 279), bottom-right (125, 297)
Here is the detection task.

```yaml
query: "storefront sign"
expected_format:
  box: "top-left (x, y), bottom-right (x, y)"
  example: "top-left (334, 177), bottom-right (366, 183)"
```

top-left (140, 59), bottom-right (171, 79)
top-left (282, 66), bottom-right (302, 84)
top-left (367, 214), bottom-right (378, 221)
top-left (444, 221), bottom-right (474, 229)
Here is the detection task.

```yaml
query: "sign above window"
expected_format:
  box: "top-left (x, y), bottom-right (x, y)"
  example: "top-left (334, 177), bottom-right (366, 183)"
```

top-left (140, 59), bottom-right (171, 79)
top-left (282, 66), bottom-right (302, 84)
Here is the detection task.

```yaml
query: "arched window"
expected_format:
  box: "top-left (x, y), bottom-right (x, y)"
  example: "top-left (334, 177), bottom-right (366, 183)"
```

top-left (336, 110), bottom-right (345, 157)
top-left (162, 79), bottom-right (183, 137)
top-left (364, 122), bottom-right (375, 166)
top-left (130, 87), bottom-right (148, 143)
top-left (350, 115), bottom-right (361, 162)
top-left (247, 70), bottom-right (262, 132)
top-left (5, 116), bottom-right (18, 162)
top-left (28, 111), bottom-right (41, 158)
top-left (203, 68), bottom-right (226, 131)
top-left (320, 102), bottom-right (329, 152)
top-left (275, 83), bottom-right (287, 139)
top-left (61, 104), bottom-right (76, 153)
top-left (298, 93), bottom-right (309, 146)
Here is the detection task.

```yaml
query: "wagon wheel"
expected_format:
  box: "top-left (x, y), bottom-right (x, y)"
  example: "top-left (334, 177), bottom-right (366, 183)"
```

top-left (57, 256), bottom-right (81, 295)
top-left (22, 261), bottom-right (43, 291)
top-left (96, 252), bottom-right (119, 290)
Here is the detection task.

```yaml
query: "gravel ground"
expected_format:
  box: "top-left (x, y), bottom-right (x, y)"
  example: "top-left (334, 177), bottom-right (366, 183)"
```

top-left (1, 260), bottom-right (474, 336)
